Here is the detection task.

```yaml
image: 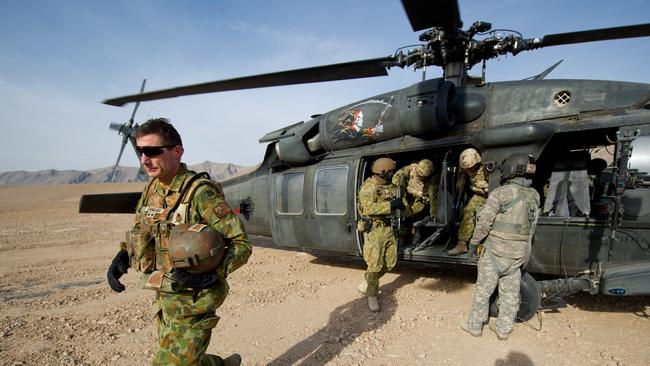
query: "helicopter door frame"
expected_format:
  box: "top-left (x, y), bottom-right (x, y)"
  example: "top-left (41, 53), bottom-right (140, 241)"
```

top-left (269, 158), bottom-right (359, 253)
top-left (305, 160), bottom-right (358, 254)
top-left (269, 168), bottom-right (307, 248)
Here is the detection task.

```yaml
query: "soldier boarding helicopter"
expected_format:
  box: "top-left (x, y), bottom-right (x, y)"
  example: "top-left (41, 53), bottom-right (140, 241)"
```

top-left (80, 0), bottom-right (650, 321)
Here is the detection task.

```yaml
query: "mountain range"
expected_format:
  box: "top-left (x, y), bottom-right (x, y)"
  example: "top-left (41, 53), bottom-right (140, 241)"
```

top-left (0, 161), bottom-right (253, 185)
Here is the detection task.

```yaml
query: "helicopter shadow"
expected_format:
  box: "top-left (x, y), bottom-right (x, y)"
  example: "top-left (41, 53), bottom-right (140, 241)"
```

top-left (252, 234), bottom-right (476, 295)
top-left (562, 292), bottom-right (650, 318)
top-left (309, 253), bottom-right (475, 295)
top-left (267, 273), bottom-right (417, 366)
top-left (415, 264), bottom-right (476, 294)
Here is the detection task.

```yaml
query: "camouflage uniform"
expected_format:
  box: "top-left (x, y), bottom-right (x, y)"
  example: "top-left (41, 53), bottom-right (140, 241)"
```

top-left (465, 179), bottom-right (540, 336)
top-left (456, 165), bottom-right (489, 246)
top-left (358, 175), bottom-right (398, 297)
top-left (124, 164), bottom-right (252, 365)
top-left (392, 163), bottom-right (438, 218)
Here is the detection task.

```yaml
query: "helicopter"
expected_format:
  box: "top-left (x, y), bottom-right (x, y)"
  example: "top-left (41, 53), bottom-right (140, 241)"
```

top-left (80, 0), bottom-right (650, 321)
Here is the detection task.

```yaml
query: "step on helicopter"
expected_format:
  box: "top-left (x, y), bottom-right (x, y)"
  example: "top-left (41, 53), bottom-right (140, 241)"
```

top-left (81, 0), bottom-right (650, 320)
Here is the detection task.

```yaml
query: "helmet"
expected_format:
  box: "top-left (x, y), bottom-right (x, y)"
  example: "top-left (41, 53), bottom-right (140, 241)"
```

top-left (169, 223), bottom-right (225, 274)
top-left (416, 159), bottom-right (434, 177)
top-left (459, 148), bottom-right (481, 170)
top-left (501, 153), bottom-right (536, 182)
top-left (371, 157), bottom-right (396, 174)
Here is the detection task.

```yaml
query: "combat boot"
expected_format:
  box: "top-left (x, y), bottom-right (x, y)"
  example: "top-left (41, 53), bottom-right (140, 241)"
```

top-left (223, 353), bottom-right (242, 366)
top-left (368, 296), bottom-right (380, 312)
top-left (357, 281), bottom-right (368, 296)
top-left (460, 322), bottom-right (482, 337)
top-left (489, 323), bottom-right (509, 341)
top-left (448, 241), bottom-right (468, 256)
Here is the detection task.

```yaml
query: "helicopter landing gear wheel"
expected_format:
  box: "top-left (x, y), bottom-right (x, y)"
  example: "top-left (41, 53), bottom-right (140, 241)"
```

top-left (489, 271), bottom-right (541, 322)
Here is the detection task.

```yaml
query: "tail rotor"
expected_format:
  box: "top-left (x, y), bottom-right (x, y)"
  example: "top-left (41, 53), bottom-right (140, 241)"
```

top-left (109, 79), bottom-right (146, 182)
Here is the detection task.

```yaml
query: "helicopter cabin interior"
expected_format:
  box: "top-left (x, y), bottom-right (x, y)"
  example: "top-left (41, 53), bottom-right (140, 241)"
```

top-left (354, 124), bottom-right (650, 276)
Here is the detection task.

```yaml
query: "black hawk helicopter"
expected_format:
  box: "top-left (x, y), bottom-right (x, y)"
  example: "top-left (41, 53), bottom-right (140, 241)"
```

top-left (81, 0), bottom-right (650, 320)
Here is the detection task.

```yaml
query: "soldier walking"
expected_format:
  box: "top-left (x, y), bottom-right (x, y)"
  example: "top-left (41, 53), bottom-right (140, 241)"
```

top-left (461, 153), bottom-right (540, 340)
top-left (357, 157), bottom-right (404, 312)
top-left (391, 159), bottom-right (438, 244)
top-left (449, 148), bottom-right (489, 255)
top-left (106, 118), bottom-right (251, 365)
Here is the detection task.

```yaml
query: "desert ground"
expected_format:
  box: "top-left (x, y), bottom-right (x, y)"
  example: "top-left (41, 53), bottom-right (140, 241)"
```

top-left (0, 183), bottom-right (649, 366)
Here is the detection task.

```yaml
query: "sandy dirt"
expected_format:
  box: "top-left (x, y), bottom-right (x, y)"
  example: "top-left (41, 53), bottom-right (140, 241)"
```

top-left (1, 183), bottom-right (649, 366)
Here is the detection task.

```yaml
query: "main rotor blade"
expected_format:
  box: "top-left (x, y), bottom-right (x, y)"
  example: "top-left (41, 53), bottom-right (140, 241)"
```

top-left (401, 0), bottom-right (462, 32)
top-left (541, 23), bottom-right (650, 48)
top-left (103, 56), bottom-right (396, 106)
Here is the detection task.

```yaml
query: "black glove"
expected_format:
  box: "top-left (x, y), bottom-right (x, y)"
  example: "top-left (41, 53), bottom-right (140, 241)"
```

top-left (171, 268), bottom-right (220, 290)
top-left (107, 250), bottom-right (130, 292)
top-left (390, 198), bottom-right (404, 210)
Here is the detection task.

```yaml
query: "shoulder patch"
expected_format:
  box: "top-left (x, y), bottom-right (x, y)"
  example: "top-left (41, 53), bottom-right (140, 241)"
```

top-left (213, 203), bottom-right (232, 219)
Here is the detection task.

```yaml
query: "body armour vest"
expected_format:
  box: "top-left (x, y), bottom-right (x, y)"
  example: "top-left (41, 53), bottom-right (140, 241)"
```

top-left (485, 183), bottom-right (540, 258)
top-left (358, 175), bottom-right (397, 220)
top-left (125, 171), bottom-right (218, 290)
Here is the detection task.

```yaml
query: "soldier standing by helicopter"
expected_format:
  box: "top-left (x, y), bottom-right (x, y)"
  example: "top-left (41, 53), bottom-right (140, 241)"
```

top-left (391, 159), bottom-right (438, 244)
top-left (357, 157), bottom-right (404, 312)
top-left (461, 153), bottom-right (540, 340)
top-left (106, 118), bottom-right (251, 366)
top-left (448, 148), bottom-right (489, 256)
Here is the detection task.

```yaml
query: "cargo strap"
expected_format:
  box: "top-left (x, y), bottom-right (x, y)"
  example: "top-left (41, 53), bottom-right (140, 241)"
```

top-left (165, 172), bottom-right (211, 222)
top-left (492, 221), bottom-right (523, 233)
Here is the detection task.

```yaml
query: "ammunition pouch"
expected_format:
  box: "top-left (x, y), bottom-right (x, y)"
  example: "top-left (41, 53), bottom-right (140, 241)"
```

top-left (357, 218), bottom-right (373, 232)
top-left (151, 222), bottom-right (175, 273)
top-left (357, 220), bottom-right (366, 232)
top-left (125, 224), bottom-right (155, 273)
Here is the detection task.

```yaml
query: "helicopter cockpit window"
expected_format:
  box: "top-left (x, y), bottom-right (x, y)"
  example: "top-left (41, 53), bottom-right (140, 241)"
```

top-left (275, 172), bottom-right (304, 215)
top-left (314, 165), bottom-right (348, 215)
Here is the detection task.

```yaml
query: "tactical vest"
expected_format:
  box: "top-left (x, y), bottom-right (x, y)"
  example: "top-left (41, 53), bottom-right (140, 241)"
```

top-left (125, 172), bottom-right (216, 289)
top-left (490, 184), bottom-right (539, 242)
top-left (357, 176), bottom-right (396, 231)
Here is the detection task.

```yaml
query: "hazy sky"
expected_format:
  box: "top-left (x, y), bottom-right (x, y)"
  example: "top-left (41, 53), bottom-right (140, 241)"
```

top-left (1, 0), bottom-right (649, 172)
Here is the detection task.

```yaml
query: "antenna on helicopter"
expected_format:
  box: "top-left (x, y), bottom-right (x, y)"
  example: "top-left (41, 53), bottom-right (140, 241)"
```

top-left (108, 79), bottom-right (146, 182)
top-left (523, 60), bottom-right (564, 81)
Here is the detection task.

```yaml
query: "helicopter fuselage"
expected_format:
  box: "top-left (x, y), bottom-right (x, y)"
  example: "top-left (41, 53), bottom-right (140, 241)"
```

top-left (221, 77), bottom-right (650, 298)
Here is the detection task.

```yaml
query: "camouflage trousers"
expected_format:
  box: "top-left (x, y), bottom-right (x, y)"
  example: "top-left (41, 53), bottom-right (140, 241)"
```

top-left (152, 280), bottom-right (230, 366)
top-left (457, 195), bottom-right (487, 243)
top-left (467, 250), bottom-right (524, 334)
top-left (363, 225), bottom-right (397, 297)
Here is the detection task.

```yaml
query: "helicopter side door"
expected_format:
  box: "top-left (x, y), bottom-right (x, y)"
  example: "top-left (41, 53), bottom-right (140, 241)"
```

top-left (269, 157), bottom-right (358, 253)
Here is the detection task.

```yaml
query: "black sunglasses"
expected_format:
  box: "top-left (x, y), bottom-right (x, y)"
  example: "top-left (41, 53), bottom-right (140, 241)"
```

top-left (137, 145), bottom-right (176, 157)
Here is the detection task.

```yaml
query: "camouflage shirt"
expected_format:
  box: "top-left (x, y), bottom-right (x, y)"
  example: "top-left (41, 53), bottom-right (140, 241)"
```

top-left (458, 165), bottom-right (489, 198)
top-left (469, 180), bottom-right (540, 259)
top-left (358, 175), bottom-right (397, 219)
top-left (392, 164), bottom-right (438, 217)
top-left (131, 164), bottom-right (252, 279)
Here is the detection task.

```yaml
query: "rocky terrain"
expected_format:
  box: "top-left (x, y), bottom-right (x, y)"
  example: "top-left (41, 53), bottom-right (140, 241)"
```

top-left (0, 161), bottom-right (252, 185)
top-left (0, 183), bottom-right (649, 365)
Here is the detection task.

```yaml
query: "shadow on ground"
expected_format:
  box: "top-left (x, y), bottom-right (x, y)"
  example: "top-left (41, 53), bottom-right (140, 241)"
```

top-left (267, 274), bottom-right (417, 366)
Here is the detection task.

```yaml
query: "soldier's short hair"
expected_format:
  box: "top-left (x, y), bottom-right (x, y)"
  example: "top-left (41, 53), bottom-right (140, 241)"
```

top-left (136, 118), bottom-right (183, 146)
